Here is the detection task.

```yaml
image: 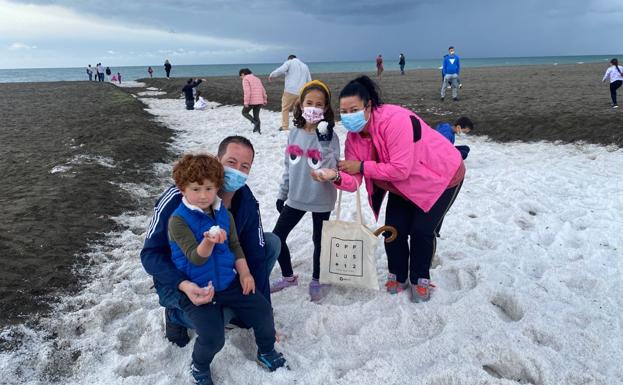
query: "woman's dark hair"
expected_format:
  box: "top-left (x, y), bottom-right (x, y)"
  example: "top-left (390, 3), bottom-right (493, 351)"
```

top-left (611, 58), bottom-right (622, 76)
top-left (293, 84), bottom-right (335, 129)
top-left (239, 68), bottom-right (252, 76)
top-left (338, 75), bottom-right (383, 109)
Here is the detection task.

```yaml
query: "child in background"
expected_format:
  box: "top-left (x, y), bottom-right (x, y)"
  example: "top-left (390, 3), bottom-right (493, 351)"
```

top-left (117, 72), bottom-right (122, 84)
top-left (148, 66), bottom-right (154, 78)
top-left (435, 116), bottom-right (473, 160)
top-left (239, 68), bottom-right (268, 134)
top-left (194, 90), bottom-right (209, 110)
top-left (271, 80), bottom-right (340, 302)
top-left (167, 154), bottom-right (287, 385)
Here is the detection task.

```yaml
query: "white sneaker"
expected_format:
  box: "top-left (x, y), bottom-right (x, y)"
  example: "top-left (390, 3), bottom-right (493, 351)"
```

top-left (613, 105), bottom-right (619, 109)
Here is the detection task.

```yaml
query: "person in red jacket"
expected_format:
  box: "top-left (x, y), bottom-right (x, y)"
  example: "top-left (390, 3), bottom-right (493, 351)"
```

top-left (239, 68), bottom-right (268, 134)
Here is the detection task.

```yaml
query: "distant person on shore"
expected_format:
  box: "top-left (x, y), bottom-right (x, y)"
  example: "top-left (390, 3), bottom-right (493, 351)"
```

top-left (239, 68), bottom-right (267, 134)
top-left (105, 66), bottom-right (112, 82)
top-left (111, 73), bottom-right (118, 82)
top-left (182, 78), bottom-right (205, 110)
top-left (269, 54), bottom-right (311, 131)
top-left (117, 72), bottom-right (122, 84)
top-left (141, 136), bottom-right (282, 351)
top-left (602, 58), bottom-right (623, 108)
top-left (441, 46), bottom-right (461, 101)
top-left (271, 80), bottom-right (339, 302)
top-left (148, 66), bottom-right (154, 78)
top-left (311, 75), bottom-right (464, 303)
top-left (435, 116), bottom-right (474, 160)
top-left (376, 54), bottom-right (384, 78)
top-left (96, 63), bottom-right (104, 82)
top-left (86, 64), bottom-right (93, 81)
top-left (166, 153), bottom-right (287, 384)
top-left (399, 54), bottom-right (406, 75)
top-left (194, 90), bottom-right (209, 110)
top-left (164, 59), bottom-right (172, 79)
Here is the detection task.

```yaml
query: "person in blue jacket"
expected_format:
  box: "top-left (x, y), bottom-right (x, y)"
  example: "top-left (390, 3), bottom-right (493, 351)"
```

top-left (441, 46), bottom-right (461, 101)
top-left (140, 135), bottom-right (281, 348)
top-left (435, 116), bottom-right (473, 160)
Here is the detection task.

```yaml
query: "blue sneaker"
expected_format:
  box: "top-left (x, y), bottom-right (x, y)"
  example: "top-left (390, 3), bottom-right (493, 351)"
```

top-left (191, 365), bottom-right (214, 385)
top-left (257, 349), bottom-right (287, 372)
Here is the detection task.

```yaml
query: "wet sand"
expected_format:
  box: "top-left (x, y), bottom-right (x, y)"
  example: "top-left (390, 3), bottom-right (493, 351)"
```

top-left (139, 62), bottom-right (622, 146)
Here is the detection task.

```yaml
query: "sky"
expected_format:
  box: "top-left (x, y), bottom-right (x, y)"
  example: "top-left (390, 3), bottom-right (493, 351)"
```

top-left (0, 0), bottom-right (622, 68)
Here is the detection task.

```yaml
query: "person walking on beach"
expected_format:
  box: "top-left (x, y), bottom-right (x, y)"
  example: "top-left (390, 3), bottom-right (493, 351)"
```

top-left (164, 59), bottom-right (172, 79)
top-left (399, 54), bottom-right (406, 75)
top-left (312, 75), bottom-right (464, 303)
top-left (271, 80), bottom-right (339, 302)
top-left (117, 72), bottom-right (122, 84)
top-left (441, 46), bottom-right (461, 101)
top-left (105, 66), bottom-right (112, 82)
top-left (148, 66), bottom-right (154, 78)
top-left (269, 54), bottom-right (311, 131)
top-left (141, 136), bottom-right (282, 349)
top-left (86, 64), bottom-right (93, 81)
top-left (602, 58), bottom-right (623, 108)
top-left (376, 54), bottom-right (384, 78)
top-left (239, 68), bottom-right (267, 134)
top-left (96, 63), bottom-right (104, 82)
top-left (182, 78), bottom-right (205, 110)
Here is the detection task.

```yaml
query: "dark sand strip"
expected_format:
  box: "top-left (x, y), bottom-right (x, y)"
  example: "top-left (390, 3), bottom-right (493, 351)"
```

top-left (137, 62), bottom-right (622, 147)
top-left (0, 82), bottom-right (172, 326)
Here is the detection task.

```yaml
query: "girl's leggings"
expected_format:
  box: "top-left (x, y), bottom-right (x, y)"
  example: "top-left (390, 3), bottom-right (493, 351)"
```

top-left (272, 205), bottom-right (330, 280)
top-left (610, 80), bottom-right (622, 105)
top-left (384, 181), bottom-right (463, 284)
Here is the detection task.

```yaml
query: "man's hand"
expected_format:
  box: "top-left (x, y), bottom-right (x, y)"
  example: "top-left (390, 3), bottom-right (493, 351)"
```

top-left (338, 160), bottom-right (362, 175)
top-left (239, 273), bottom-right (256, 295)
top-left (178, 280), bottom-right (214, 305)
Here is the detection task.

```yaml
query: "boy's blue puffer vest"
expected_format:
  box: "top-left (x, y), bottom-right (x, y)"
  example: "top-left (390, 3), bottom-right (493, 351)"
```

top-left (169, 201), bottom-right (236, 291)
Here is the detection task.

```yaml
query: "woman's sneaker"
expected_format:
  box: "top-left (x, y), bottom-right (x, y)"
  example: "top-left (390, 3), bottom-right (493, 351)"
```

top-left (385, 273), bottom-right (409, 294)
top-left (270, 275), bottom-right (298, 293)
top-left (410, 278), bottom-right (431, 303)
top-left (257, 349), bottom-right (288, 371)
top-left (309, 279), bottom-right (331, 302)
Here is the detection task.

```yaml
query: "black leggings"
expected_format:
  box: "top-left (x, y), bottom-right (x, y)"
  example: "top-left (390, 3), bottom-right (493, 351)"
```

top-left (242, 105), bottom-right (262, 128)
top-left (610, 80), bottom-right (622, 106)
top-left (384, 182), bottom-right (462, 284)
top-left (272, 205), bottom-right (330, 280)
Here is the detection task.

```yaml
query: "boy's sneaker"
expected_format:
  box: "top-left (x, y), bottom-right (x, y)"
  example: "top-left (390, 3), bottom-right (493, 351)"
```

top-left (270, 275), bottom-right (298, 293)
top-left (385, 273), bottom-right (409, 294)
top-left (163, 308), bottom-right (190, 347)
top-left (410, 278), bottom-right (431, 303)
top-left (257, 349), bottom-right (288, 372)
top-left (191, 364), bottom-right (214, 385)
top-left (309, 279), bottom-right (331, 302)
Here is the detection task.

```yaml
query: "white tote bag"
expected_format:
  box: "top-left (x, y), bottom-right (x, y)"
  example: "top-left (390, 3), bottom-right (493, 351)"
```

top-left (319, 187), bottom-right (396, 290)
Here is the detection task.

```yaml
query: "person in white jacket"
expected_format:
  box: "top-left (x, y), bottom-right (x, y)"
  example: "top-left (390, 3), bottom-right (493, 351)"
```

top-left (269, 55), bottom-right (311, 131)
top-left (602, 58), bottom-right (623, 108)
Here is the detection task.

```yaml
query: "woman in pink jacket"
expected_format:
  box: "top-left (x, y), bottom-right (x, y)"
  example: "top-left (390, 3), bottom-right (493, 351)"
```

top-left (239, 68), bottom-right (268, 134)
top-left (313, 76), bottom-right (464, 302)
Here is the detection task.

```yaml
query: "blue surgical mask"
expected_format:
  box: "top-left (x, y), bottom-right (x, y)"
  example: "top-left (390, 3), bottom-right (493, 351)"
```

top-left (340, 109), bottom-right (368, 133)
top-left (222, 166), bottom-right (248, 192)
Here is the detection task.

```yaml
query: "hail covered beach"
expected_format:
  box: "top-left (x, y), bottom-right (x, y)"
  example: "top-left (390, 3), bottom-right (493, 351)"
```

top-left (0, 62), bottom-right (622, 384)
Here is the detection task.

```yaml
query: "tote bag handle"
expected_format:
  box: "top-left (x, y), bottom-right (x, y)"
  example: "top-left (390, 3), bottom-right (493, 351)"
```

top-left (335, 180), bottom-right (363, 225)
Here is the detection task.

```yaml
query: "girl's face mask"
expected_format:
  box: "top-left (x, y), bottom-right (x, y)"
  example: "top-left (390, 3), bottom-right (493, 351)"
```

top-left (302, 107), bottom-right (325, 124)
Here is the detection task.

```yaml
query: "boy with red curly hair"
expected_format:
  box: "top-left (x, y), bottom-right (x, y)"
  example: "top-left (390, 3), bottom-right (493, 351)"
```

top-left (168, 154), bottom-right (287, 385)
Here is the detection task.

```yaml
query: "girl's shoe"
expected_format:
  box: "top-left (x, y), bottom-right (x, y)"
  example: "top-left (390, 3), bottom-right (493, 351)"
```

top-left (257, 349), bottom-right (288, 371)
top-left (385, 273), bottom-right (409, 294)
top-left (270, 275), bottom-right (298, 293)
top-left (410, 278), bottom-right (431, 303)
top-left (309, 279), bottom-right (331, 302)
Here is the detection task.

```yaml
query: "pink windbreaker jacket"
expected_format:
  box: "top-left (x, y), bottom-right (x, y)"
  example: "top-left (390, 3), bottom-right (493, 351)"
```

top-left (337, 104), bottom-right (462, 216)
top-left (242, 74), bottom-right (268, 106)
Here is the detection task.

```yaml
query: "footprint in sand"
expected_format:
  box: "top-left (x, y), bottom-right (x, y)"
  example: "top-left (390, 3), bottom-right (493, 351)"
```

top-left (434, 267), bottom-right (478, 292)
top-left (490, 293), bottom-right (524, 322)
top-left (523, 326), bottom-right (562, 352)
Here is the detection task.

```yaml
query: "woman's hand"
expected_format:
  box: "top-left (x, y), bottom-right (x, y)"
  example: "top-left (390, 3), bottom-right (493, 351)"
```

top-left (239, 273), bottom-right (256, 295)
top-left (178, 280), bottom-right (215, 305)
top-left (310, 168), bottom-right (337, 182)
top-left (338, 160), bottom-right (362, 175)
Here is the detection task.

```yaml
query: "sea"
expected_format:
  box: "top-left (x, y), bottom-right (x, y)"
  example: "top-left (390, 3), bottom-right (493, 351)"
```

top-left (0, 55), bottom-right (618, 83)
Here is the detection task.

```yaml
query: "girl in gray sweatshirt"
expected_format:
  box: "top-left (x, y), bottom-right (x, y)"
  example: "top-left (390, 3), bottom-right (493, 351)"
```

top-left (271, 80), bottom-right (340, 302)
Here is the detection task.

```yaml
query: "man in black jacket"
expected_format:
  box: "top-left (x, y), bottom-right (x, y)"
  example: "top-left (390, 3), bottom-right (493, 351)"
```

top-left (182, 78), bottom-right (206, 110)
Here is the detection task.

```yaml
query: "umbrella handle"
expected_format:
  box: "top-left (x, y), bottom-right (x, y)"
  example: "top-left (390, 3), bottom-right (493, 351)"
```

top-left (373, 225), bottom-right (398, 243)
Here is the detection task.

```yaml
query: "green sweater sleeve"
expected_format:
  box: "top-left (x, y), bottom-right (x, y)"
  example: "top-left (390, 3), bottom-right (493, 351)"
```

top-left (168, 216), bottom-right (208, 266)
